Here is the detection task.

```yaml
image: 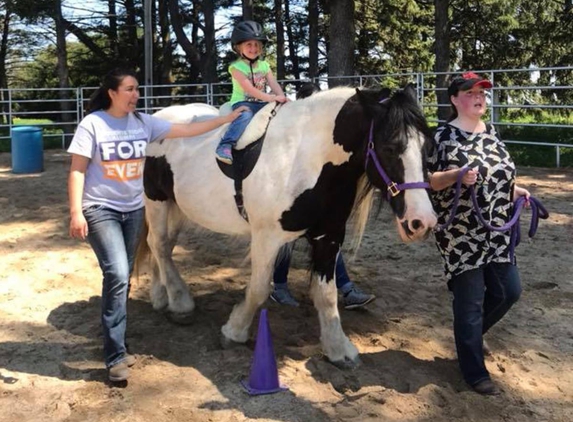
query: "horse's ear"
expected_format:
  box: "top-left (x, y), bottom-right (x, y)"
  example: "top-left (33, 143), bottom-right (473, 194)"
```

top-left (402, 83), bottom-right (418, 102)
top-left (379, 88), bottom-right (392, 101)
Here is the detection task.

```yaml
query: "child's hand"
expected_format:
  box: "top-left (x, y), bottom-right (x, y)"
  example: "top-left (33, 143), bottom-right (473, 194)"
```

top-left (274, 95), bottom-right (288, 103)
top-left (226, 106), bottom-right (248, 122)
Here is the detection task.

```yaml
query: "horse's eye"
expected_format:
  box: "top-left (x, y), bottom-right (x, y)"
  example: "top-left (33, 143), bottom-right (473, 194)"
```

top-left (379, 143), bottom-right (401, 156)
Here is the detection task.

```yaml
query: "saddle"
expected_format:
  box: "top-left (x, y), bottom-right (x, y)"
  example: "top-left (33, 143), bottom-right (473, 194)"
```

top-left (216, 102), bottom-right (281, 221)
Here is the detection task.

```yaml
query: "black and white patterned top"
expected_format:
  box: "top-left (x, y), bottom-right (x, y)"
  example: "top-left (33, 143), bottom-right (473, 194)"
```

top-left (428, 123), bottom-right (516, 279)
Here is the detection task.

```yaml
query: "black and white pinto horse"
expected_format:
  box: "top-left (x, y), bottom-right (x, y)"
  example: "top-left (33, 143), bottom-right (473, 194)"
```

top-left (140, 85), bottom-right (437, 367)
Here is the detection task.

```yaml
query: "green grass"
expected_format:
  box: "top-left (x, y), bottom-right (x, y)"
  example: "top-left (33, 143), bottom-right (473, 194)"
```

top-left (0, 118), bottom-right (64, 152)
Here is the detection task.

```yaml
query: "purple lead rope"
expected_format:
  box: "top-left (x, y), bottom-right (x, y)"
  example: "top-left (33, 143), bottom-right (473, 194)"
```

top-left (435, 167), bottom-right (549, 261)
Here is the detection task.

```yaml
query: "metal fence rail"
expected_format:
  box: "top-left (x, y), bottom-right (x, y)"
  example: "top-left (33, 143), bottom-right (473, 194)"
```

top-left (1, 66), bottom-right (572, 166)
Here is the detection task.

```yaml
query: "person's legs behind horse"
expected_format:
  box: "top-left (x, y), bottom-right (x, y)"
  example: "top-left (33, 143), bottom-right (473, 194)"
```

top-left (271, 246), bottom-right (375, 309)
top-left (271, 243), bottom-right (300, 307)
top-left (337, 255), bottom-right (376, 309)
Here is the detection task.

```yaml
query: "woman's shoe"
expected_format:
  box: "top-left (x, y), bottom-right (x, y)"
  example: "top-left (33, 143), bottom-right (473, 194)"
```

top-left (472, 379), bottom-right (501, 396)
top-left (124, 353), bottom-right (137, 367)
top-left (108, 361), bottom-right (130, 382)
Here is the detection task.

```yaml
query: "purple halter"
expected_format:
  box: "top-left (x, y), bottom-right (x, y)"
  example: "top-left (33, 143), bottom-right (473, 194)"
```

top-left (365, 117), bottom-right (430, 200)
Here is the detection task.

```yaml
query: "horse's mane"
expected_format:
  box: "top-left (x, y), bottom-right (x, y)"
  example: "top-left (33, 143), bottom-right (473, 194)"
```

top-left (385, 88), bottom-right (433, 145)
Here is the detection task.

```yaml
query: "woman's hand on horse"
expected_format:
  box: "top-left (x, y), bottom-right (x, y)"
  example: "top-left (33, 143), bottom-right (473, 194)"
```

top-left (69, 213), bottom-right (88, 240)
top-left (461, 168), bottom-right (478, 186)
top-left (226, 106), bottom-right (249, 122)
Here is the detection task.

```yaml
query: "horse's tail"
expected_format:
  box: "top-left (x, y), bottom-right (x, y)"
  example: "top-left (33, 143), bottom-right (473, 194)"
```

top-left (133, 211), bottom-right (150, 286)
top-left (348, 175), bottom-right (374, 257)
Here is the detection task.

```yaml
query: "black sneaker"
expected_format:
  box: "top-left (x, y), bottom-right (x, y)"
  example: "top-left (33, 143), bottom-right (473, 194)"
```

top-left (270, 285), bottom-right (300, 307)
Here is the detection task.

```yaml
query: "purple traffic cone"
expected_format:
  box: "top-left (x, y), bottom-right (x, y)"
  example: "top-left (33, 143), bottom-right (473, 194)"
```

top-left (241, 308), bottom-right (288, 395)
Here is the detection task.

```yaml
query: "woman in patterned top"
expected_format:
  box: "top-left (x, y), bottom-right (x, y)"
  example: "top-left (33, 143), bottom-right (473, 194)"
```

top-left (428, 72), bottom-right (530, 396)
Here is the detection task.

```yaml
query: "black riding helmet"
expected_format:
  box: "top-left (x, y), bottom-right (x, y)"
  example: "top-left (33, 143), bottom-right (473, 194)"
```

top-left (231, 21), bottom-right (268, 46)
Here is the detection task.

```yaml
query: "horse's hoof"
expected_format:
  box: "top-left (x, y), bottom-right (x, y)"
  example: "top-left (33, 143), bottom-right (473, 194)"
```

top-left (164, 310), bottom-right (194, 325)
top-left (329, 355), bottom-right (362, 370)
top-left (220, 334), bottom-right (244, 350)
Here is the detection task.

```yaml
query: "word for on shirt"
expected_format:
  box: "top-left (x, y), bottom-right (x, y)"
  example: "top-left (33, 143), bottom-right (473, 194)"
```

top-left (99, 139), bottom-right (147, 181)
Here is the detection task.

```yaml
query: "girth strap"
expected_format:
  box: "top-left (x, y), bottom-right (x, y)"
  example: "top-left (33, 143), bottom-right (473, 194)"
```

top-left (232, 102), bottom-right (282, 221)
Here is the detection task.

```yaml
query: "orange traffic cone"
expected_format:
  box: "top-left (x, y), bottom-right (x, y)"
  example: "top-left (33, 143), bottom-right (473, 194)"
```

top-left (241, 308), bottom-right (288, 395)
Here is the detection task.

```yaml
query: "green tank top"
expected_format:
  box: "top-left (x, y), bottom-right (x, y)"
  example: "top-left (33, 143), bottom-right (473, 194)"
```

top-left (229, 59), bottom-right (271, 105)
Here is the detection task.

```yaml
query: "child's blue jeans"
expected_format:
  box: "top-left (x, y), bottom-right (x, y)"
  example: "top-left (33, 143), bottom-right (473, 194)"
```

top-left (219, 101), bottom-right (267, 147)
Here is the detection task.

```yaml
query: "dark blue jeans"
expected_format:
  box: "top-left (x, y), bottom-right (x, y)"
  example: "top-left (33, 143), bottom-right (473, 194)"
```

top-left (273, 243), bottom-right (351, 289)
top-left (219, 101), bottom-right (267, 147)
top-left (449, 262), bottom-right (521, 386)
top-left (84, 205), bottom-right (145, 368)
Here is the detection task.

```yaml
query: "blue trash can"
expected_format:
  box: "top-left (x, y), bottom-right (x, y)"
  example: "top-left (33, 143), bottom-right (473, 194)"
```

top-left (11, 126), bottom-right (44, 174)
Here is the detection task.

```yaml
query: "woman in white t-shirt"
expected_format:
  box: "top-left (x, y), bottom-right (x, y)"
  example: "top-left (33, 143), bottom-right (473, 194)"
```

top-left (67, 68), bottom-right (245, 383)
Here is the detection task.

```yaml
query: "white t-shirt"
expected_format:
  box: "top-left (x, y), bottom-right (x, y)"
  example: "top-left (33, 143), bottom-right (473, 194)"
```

top-left (67, 110), bottom-right (171, 212)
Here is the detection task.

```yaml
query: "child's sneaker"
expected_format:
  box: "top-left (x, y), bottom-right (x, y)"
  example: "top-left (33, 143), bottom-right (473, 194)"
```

top-left (216, 144), bottom-right (233, 164)
top-left (270, 284), bottom-right (300, 307)
top-left (341, 283), bottom-right (376, 310)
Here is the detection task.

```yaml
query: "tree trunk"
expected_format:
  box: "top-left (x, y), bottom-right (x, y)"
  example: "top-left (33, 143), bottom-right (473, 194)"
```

top-left (434, 0), bottom-right (451, 122)
top-left (274, 0), bottom-right (285, 81)
top-left (284, 0), bottom-right (300, 80)
top-left (125, 0), bottom-right (139, 66)
top-left (108, 0), bottom-right (119, 58)
top-left (202, 0), bottom-right (218, 84)
top-left (242, 0), bottom-right (253, 20)
top-left (308, 0), bottom-right (319, 79)
top-left (157, 0), bottom-right (173, 106)
top-left (0, 7), bottom-right (11, 124)
top-left (328, 0), bottom-right (354, 87)
top-left (54, 0), bottom-right (74, 145)
top-left (168, 0), bottom-right (202, 72)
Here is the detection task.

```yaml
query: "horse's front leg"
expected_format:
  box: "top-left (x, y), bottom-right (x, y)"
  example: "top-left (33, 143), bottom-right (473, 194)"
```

top-left (310, 236), bottom-right (360, 369)
top-left (221, 232), bottom-right (283, 346)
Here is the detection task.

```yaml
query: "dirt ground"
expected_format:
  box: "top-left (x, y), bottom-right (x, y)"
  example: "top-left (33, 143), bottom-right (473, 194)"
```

top-left (0, 150), bottom-right (572, 422)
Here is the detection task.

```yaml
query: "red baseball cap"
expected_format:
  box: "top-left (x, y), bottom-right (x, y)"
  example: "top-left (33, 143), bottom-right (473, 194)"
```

top-left (448, 71), bottom-right (493, 96)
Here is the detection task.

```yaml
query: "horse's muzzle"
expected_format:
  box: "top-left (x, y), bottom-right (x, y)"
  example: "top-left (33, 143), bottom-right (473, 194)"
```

top-left (399, 215), bottom-right (437, 241)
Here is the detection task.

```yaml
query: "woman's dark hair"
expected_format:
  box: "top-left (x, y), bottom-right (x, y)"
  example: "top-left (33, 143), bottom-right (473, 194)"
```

top-left (87, 68), bottom-right (138, 115)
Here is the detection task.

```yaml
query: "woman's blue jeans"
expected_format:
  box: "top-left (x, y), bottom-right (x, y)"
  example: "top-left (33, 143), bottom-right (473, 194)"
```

top-left (273, 243), bottom-right (351, 289)
top-left (219, 101), bottom-right (267, 147)
top-left (449, 262), bottom-right (522, 386)
top-left (84, 205), bottom-right (145, 368)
